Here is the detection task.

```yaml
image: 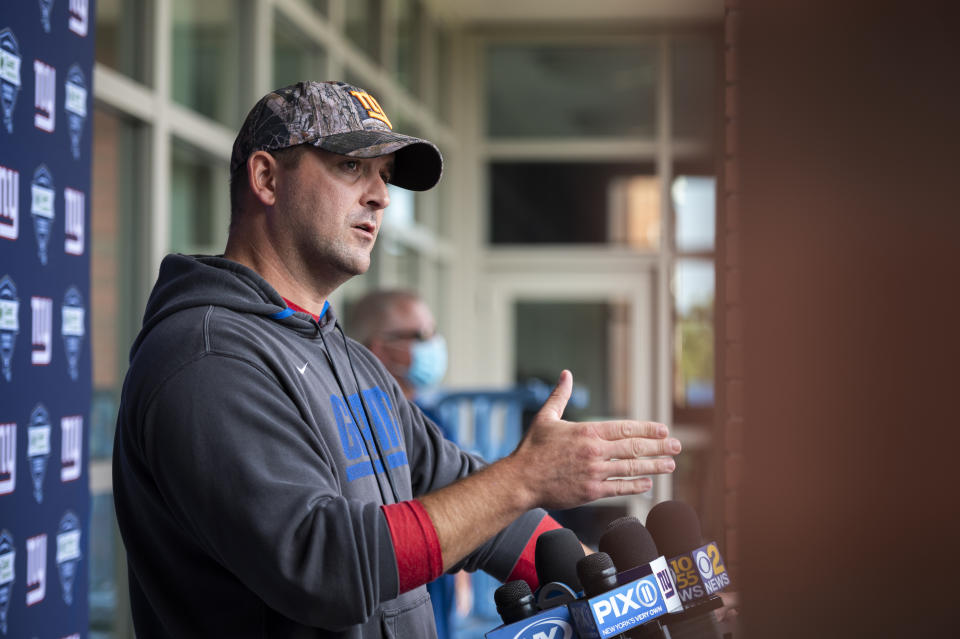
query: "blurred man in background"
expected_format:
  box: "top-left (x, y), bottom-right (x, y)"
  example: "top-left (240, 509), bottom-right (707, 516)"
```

top-left (350, 289), bottom-right (465, 638)
top-left (350, 290), bottom-right (447, 402)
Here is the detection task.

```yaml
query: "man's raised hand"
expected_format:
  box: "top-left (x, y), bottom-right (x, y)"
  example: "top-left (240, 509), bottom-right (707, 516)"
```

top-left (507, 370), bottom-right (680, 510)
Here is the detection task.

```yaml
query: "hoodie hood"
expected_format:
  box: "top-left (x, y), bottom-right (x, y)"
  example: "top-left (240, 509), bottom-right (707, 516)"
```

top-left (132, 254), bottom-right (333, 357)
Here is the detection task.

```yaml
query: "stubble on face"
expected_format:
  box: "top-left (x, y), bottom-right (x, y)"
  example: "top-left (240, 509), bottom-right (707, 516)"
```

top-left (272, 148), bottom-right (392, 288)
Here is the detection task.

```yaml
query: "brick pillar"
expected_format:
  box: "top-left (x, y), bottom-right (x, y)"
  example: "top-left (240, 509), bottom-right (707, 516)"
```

top-left (734, 1), bottom-right (960, 635)
top-left (717, 0), bottom-right (743, 577)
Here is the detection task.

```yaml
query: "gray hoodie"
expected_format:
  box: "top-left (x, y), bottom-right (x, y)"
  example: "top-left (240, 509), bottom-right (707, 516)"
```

top-left (113, 254), bottom-right (545, 638)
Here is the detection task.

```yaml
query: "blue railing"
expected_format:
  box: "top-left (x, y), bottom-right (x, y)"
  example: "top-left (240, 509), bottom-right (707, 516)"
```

top-left (418, 380), bottom-right (588, 639)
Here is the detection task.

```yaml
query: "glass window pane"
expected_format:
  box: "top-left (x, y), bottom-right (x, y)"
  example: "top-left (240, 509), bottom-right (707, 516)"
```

top-left (90, 492), bottom-right (124, 637)
top-left (672, 38), bottom-right (717, 141)
top-left (395, 0), bottom-right (421, 96)
top-left (170, 139), bottom-right (229, 254)
top-left (672, 175), bottom-right (716, 252)
top-left (490, 162), bottom-right (657, 245)
top-left (90, 108), bottom-right (146, 456)
top-left (486, 43), bottom-right (657, 138)
top-left (379, 240), bottom-right (419, 289)
top-left (172, 0), bottom-right (242, 126)
top-left (346, 0), bottom-right (382, 64)
top-left (386, 184), bottom-right (416, 228)
top-left (515, 301), bottom-right (631, 420)
top-left (433, 28), bottom-right (451, 121)
top-left (96, 0), bottom-right (152, 84)
top-left (673, 259), bottom-right (714, 408)
top-left (273, 17), bottom-right (327, 90)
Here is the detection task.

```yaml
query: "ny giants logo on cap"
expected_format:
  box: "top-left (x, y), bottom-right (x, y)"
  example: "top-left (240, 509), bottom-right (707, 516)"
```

top-left (349, 90), bottom-right (392, 129)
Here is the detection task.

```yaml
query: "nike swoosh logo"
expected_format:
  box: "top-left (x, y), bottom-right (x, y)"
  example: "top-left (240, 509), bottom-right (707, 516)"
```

top-left (297, 362), bottom-right (309, 375)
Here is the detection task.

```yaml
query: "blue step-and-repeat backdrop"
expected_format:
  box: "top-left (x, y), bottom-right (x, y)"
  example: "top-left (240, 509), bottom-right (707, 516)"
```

top-left (0, 0), bottom-right (95, 637)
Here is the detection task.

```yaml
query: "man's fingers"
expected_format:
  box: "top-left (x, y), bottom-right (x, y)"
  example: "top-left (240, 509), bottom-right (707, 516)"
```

top-left (596, 477), bottom-right (656, 499)
top-left (603, 436), bottom-right (681, 460)
top-left (605, 457), bottom-right (676, 478)
top-left (595, 420), bottom-right (669, 441)
top-left (536, 369), bottom-right (573, 421)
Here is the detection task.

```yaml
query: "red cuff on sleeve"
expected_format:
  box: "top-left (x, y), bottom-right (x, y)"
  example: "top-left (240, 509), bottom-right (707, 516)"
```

top-left (506, 514), bottom-right (563, 590)
top-left (381, 500), bottom-right (444, 593)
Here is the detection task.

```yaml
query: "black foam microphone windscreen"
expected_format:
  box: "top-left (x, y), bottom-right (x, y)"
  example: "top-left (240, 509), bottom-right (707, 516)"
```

top-left (535, 528), bottom-right (585, 592)
top-left (598, 516), bottom-right (660, 572)
top-left (645, 501), bottom-right (702, 559)
top-left (494, 579), bottom-right (538, 624)
top-left (575, 551), bottom-right (619, 598)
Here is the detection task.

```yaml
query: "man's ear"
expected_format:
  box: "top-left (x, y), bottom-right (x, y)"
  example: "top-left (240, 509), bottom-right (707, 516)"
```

top-left (247, 150), bottom-right (279, 206)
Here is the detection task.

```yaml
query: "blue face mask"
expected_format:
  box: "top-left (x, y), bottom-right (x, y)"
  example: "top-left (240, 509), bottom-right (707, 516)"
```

top-left (406, 335), bottom-right (447, 391)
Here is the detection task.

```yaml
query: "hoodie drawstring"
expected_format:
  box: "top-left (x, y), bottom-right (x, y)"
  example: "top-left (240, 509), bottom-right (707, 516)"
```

top-left (318, 324), bottom-right (401, 505)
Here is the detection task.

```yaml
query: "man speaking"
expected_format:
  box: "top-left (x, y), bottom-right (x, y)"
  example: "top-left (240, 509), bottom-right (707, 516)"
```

top-left (112, 81), bottom-right (681, 638)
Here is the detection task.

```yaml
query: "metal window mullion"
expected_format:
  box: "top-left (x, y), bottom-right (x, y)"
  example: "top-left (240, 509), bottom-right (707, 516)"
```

top-left (380, 0), bottom-right (397, 81)
top-left (327, 0), bottom-right (345, 30)
top-left (250, 0), bottom-right (275, 101)
top-left (419, 9), bottom-right (436, 115)
top-left (150, 0), bottom-right (173, 295)
top-left (274, 0), bottom-right (342, 52)
top-left (484, 139), bottom-right (659, 161)
top-left (93, 65), bottom-right (157, 123)
top-left (656, 34), bottom-right (674, 504)
top-left (275, 0), bottom-right (455, 148)
top-left (166, 104), bottom-right (235, 160)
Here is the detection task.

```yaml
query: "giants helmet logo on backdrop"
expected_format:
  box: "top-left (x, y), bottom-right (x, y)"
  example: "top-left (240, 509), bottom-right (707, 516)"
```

top-left (0, 277), bottom-right (18, 382)
top-left (64, 65), bottom-right (87, 160)
top-left (38, 0), bottom-right (55, 33)
top-left (56, 511), bottom-right (81, 605)
top-left (0, 530), bottom-right (13, 634)
top-left (62, 286), bottom-right (84, 380)
top-left (28, 404), bottom-right (51, 504)
top-left (31, 165), bottom-right (55, 265)
top-left (0, 29), bottom-right (21, 135)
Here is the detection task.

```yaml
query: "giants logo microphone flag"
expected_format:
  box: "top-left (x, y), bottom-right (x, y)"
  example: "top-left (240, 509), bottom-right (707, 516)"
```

top-left (0, 1), bottom-right (94, 638)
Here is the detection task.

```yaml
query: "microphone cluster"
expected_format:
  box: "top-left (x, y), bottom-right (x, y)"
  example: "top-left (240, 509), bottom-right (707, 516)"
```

top-left (484, 501), bottom-right (731, 639)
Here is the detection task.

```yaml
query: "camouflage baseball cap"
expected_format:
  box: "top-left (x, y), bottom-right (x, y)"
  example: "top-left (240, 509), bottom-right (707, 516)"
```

top-left (230, 81), bottom-right (442, 191)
